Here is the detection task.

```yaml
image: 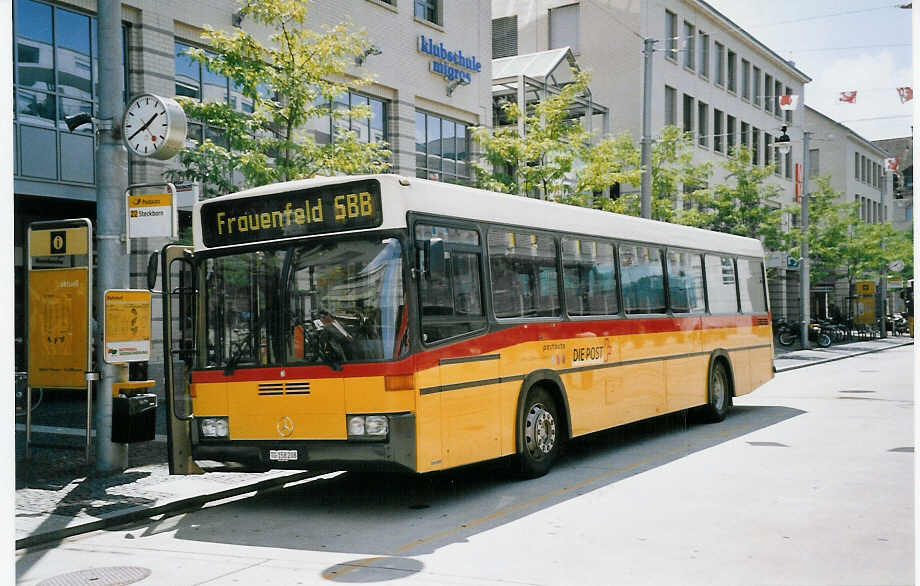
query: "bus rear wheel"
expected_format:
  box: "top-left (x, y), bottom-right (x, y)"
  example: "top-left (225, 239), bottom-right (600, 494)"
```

top-left (517, 387), bottom-right (560, 478)
top-left (699, 360), bottom-right (732, 423)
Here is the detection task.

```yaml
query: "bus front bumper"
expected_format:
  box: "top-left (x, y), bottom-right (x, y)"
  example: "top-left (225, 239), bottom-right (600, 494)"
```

top-left (192, 413), bottom-right (417, 473)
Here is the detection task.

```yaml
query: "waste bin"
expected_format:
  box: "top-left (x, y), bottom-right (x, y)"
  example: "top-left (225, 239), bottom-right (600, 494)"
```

top-left (112, 393), bottom-right (157, 443)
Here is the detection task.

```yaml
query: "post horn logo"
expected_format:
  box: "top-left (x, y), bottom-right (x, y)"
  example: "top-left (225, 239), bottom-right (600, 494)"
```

top-left (277, 416), bottom-right (294, 437)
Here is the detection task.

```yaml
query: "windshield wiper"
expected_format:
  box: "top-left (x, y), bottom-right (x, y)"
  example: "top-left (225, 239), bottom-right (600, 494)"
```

top-left (223, 338), bottom-right (252, 376)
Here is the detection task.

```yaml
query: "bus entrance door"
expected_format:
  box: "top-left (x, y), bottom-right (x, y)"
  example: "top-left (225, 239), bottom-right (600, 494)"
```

top-left (160, 244), bottom-right (203, 475)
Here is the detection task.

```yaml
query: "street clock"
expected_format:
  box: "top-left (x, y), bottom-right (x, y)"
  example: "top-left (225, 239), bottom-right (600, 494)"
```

top-left (122, 94), bottom-right (187, 160)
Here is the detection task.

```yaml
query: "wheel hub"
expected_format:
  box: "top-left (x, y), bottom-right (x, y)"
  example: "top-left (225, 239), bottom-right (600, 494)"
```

top-left (525, 403), bottom-right (556, 458)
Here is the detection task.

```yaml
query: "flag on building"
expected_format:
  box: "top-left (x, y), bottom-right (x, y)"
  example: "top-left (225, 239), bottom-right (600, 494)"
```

top-left (839, 90), bottom-right (857, 103)
top-left (885, 158), bottom-right (899, 172)
top-left (897, 87), bottom-right (913, 103)
top-left (778, 94), bottom-right (799, 110)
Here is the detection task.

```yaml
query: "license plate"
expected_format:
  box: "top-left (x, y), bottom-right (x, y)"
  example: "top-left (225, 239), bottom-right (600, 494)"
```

top-left (269, 449), bottom-right (298, 462)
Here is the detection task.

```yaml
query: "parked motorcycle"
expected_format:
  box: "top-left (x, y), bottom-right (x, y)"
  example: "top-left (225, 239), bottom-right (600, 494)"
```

top-left (776, 320), bottom-right (832, 348)
top-left (888, 313), bottom-right (909, 336)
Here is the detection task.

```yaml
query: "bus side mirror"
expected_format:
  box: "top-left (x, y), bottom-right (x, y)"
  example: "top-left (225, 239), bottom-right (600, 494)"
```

top-left (424, 238), bottom-right (445, 280)
top-left (146, 251), bottom-right (159, 291)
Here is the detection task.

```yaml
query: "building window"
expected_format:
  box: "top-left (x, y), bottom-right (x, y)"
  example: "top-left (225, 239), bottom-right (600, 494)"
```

top-left (764, 73), bottom-right (773, 114)
top-left (752, 66), bottom-right (761, 107)
top-left (697, 101), bottom-right (708, 148)
top-left (665, 10), bottom-right (677, 62)
top-left (549, 4), bottom-right (579, 52)
top-left (492, 15), bottom-right (518, 58)
top-left (698, 31), bottom-right (709, 78)
top-left (713, 109), bottom-right (724, 153)
top-left (764, 134), bottom-right (772, 168)
top-left (784, 85), bottom-right (793, 123)
top-left (741, 59), bottom-right (750, 100)
top-left (683, 93), bottom-right (694, 139)
top-left (854, 152), bottom-right (860, 179)
top-left (808, 149), bottom-right (819, 178)
top-left (774, 80), bottom-right (783, 118)
top-left (415, 110), bottom-right (470, 184)
top-left (861, 155), bottom-right (867, 182)
top-left (727, 115), bottom-right (736, 154)
top-left (683, 21), bottom-right (695, 70)
top-left (176, 42), bottom-right (255, 113)
top-left (664, 85), bottom-right (677, 126)
top-left (726, 50), bottom-right (737, 92)
top-left (752, 126), bottom-right (760, 165)
top-left (13, 0), bottom-right (127, 185)
top-left (785, 149), bottom-right (793, 179)
top-left (740, 120), bottom-right (749, 149)
top-left (414, 0), bottom-right (441, 25)
top-left (308, 91), bottom-right (387, 146)
top-left (714, 42), bottom-right (724, 86)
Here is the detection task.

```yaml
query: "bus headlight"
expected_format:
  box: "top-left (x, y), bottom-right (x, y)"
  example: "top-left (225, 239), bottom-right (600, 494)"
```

top-left (364, 415), bottom-right (389, 436)
top-left (347, 414), bottom-right (389, 439)
top-left (199, 417), bottom-right (229, 439)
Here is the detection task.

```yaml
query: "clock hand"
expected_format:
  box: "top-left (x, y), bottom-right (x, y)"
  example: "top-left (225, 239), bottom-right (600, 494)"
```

top-left (127, 112), bottom-right (159, 141)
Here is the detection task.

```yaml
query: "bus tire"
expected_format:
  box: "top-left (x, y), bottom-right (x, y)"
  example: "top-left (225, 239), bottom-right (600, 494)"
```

top-left (699, 360), bottom-right (732, 423)
top-left (517, 387), bottom-right (561, 478)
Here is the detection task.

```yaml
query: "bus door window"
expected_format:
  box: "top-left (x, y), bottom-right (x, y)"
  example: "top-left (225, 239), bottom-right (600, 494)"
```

top-left (666, 251), bottom-right (706, 313)
top-left (415, 224), bottom-right (485, 343)
top-left (205, 250), bottom-right (285, 370)
top-left (619, 244), bottom-right (666, 314)
top-left (562, 238), bottom-right (619, 317)
top-left (488, 229), bottom-right (560, 319)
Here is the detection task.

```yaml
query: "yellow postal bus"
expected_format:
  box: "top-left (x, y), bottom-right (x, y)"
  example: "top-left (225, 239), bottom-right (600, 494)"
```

top-left (157, 174), bottom-right (773, 477)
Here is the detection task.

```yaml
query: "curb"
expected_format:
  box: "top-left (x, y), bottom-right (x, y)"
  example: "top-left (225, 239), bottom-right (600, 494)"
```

top-left (16, 470), bottom-right (318, 551)
top-left (774, 340), bottom-right (913, 373)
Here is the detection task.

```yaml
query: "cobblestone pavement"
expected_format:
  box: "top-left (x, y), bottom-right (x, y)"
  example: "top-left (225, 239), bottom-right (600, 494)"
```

top-left (14, 336), bottom-right (912, 549)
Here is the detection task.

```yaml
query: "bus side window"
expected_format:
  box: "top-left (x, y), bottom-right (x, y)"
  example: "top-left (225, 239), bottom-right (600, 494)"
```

top-left (489, 229), bottom-right (559, 319)
top-left (619, 244), bottom-right (666, 314)
top-left (705, 254), bottom-right (739, 313)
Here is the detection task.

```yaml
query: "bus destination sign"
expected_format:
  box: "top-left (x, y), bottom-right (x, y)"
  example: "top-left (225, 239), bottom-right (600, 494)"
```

top-left (200, 179), bottom-right (382, 247)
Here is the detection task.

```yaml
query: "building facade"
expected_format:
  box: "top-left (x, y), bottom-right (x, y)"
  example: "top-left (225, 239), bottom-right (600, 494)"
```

top-left (872, 136), bottom-right (912, 233)
top-left (491, 0), bottom-right (811, 316)
top-left (13, 0), bottom-right (493, 367)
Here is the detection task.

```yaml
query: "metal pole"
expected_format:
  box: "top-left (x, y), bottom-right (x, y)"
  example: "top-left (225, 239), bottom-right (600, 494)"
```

top-left (640, 38), bottom-right (656, 219)
top-left (95, 0), bottom-right (129, 472)
top-left (879, 168), bottom-right (888, 338)
top-left (800, 131), bottom-right (811, 349)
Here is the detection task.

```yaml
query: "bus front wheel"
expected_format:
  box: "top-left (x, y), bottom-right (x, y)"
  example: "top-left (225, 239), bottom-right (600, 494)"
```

top-left (699, 360), bottom-right (732, 423)
top-left (518, 387), bottom-right (561, 478)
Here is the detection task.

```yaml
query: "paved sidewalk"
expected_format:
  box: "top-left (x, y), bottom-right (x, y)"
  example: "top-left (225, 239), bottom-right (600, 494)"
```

top-left (772, 335), bottom-right (913, 372)
top-left (14, 336), bottom-right (913, 550)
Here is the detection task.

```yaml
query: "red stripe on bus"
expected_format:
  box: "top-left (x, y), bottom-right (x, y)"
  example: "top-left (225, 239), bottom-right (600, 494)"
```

top-left (190, 313), bottom-right (770, 383)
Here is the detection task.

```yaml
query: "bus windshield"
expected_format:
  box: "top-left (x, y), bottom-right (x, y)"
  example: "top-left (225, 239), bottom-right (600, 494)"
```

top-left (204, 235), bottom-right (407, 370)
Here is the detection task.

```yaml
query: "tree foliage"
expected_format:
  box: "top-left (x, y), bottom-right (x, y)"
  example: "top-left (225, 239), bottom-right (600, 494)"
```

top-left (784, 175), bottom-right (913, 299)
top-left (681, 146), bottom-right (783, 248)
top-left (471, 70), bottom-right (595, 200)
top-left (164, 0), bottom-right (390, 197)
top-left (599, 126), bottom-right (711, 223)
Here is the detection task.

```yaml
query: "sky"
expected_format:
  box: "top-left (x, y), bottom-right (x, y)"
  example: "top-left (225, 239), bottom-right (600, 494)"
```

top-left (705, 0), bottom-right (914, 141)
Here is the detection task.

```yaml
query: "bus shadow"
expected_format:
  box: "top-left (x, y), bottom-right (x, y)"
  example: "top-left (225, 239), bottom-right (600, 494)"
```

top-left (159, 404), bottom-right (802, 580)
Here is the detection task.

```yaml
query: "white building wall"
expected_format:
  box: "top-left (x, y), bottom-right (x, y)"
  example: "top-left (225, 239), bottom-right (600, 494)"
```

top-left (803, 107), bottom-right (888, 219)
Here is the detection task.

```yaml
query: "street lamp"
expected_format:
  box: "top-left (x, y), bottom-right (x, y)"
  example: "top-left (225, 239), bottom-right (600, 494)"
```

top-left (776, 125), bottom-right (792, 156)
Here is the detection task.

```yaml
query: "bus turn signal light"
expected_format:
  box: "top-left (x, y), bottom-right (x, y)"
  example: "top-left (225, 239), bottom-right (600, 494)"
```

top-left (384, 374), bottom-right (415, 391)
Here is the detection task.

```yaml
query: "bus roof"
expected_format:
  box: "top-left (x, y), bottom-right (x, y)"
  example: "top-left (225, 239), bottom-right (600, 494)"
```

top-left (195, 174), bottom-right (766, 258)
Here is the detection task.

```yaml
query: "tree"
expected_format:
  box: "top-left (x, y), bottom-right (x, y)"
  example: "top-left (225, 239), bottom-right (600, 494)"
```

top-left (164, 0), bottom-right (390, 197)
top-left (599, 125), bottom-right (711, 222)
top-left (685, 146), bottom-right (783, 249)
top-left (471, 70), bottom-right (595, 200)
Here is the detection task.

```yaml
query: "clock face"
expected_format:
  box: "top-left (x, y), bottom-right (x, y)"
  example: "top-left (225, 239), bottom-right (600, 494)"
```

top-left (122, 94), bottom-right (187, 160)
top-left (124, 95), bottom-right (169, 156)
